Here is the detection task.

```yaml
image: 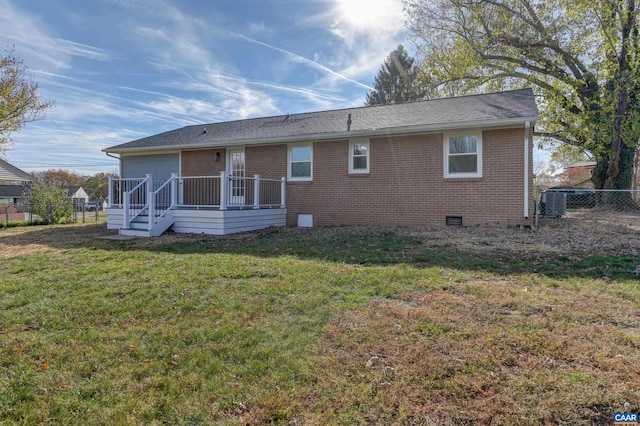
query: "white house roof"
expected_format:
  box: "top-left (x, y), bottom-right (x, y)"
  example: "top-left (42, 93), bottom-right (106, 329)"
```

top-left (104, 88), bottom-right (540, 154)
top-left (0, 159), bottom-right (33, 182)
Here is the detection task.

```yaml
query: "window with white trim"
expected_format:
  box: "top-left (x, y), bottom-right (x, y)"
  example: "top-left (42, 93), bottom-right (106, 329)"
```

top-left (444, 131), bottom-right (482, 178)
top-left (349, 139), bottom-right (369, 174)
top-left (288, 143), bottom-right (312, 181)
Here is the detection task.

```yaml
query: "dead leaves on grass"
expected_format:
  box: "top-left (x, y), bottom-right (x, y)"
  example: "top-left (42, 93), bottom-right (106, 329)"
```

top-left (303, 280), bottom-right (640, 425)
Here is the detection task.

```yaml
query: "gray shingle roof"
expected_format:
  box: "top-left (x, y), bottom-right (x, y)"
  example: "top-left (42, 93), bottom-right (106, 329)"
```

top-left (105, 89), bottom-right (539, 153)
top-left (0, 184), bottom-right (27, 197)
top-left (0, 159), bottom-right (33, 182)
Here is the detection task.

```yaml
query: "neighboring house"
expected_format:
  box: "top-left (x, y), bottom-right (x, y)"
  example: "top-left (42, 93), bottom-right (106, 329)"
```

top-left (65, 186), bottom-right (90, 203)
top-left (0, 185), bottom-right (27, 205)
top-left (103, 89), bottom-right (539, 237)
top-left (0, 159), bottom-right (32, 206)
top-left (563, 160), bottom-right (596, 189)
top-left (0, 158), bottom-right (33, 184)
top-left (0, 159), bottom-right (32, 221)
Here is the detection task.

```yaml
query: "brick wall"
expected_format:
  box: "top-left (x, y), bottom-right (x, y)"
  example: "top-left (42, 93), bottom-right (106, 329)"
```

top-left (181, 149), bottom-right (226, 176)
top-left (181, 127), bottom-right (534, 228)
top-left (282, 128), bottom-right (531, 227)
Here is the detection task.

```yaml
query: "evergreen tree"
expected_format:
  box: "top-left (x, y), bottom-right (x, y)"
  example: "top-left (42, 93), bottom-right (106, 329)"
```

top-left (365, 45), bottom-right (424, 106)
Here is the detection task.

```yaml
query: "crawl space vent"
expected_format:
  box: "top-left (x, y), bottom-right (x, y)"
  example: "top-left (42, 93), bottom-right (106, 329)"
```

top-left (446, 216), bottom-right (463, 226)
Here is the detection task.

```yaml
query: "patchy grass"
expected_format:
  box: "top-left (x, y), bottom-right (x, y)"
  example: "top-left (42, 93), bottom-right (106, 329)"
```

top-left (0, 223), bottom-right (639, 425)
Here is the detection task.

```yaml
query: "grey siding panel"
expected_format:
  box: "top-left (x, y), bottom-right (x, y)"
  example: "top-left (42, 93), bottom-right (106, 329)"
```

top-left (121, 154), bottom-right (179, 182)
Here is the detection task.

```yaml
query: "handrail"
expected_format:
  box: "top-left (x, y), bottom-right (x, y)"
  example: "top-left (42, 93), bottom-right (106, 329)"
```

top-left (148, 175), bottom-right (175, 230)
top-left (123, 175), bottom-right (151, 228)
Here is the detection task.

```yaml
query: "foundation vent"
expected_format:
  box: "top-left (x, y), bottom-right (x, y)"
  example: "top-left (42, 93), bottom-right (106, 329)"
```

top-left (446, 216), bottom-right (463, 226)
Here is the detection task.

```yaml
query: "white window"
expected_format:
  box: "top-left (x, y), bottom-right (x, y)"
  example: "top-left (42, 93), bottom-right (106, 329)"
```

top-left (349, 139), bottom-right (369, 174)
top-left (444, 131), bottom-right (482, 178)
top-left (288, 143), bottom-right (312, 181)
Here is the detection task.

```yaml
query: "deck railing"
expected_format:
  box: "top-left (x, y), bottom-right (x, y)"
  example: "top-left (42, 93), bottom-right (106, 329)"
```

top-left (108, 177), bottom-right (146, 206)
top-left (108, 172), bottom-right (286, 223)
top-left (177, 173), bottom-right (286, 209)
top-left (178, 176), bottom-right (222, 208)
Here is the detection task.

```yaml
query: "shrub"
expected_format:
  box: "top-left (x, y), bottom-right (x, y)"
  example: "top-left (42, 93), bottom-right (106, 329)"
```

top-left (23, 184), bottom-right (73, 224)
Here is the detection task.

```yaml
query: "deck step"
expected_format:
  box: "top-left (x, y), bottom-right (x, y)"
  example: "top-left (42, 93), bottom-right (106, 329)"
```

top-left (119, 211), bottom-right (174, 237)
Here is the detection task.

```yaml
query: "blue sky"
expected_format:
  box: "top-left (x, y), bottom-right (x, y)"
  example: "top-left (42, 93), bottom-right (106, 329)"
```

top-left (1, 0), bottom-right (408, 175)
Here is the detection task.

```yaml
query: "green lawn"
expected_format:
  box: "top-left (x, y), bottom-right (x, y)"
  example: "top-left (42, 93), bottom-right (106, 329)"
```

top-left (0, 224), bottom-right (639, 425)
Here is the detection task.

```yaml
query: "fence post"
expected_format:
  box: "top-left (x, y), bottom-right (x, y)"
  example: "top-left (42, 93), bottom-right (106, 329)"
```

top-left (220, 171), bottom-right (228, 211)
top-left (5, 206), bottom-right (8, 227)
top-left (253, 175), bottom-right (260, 209)
top-left (280, 177), bottom-right (286, 208)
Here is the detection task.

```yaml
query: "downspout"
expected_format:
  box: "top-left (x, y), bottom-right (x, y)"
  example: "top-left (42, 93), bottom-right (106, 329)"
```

top-left (524, 121), bottom-right (531, 219)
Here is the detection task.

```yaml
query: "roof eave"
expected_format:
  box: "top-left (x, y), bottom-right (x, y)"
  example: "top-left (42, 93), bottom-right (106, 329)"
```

top-left (103, 116), bottom-right (540, 154)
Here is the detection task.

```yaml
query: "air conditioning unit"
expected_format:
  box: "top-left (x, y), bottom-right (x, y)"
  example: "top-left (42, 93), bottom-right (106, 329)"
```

top-left (541, 191), bottom-right (566, 217)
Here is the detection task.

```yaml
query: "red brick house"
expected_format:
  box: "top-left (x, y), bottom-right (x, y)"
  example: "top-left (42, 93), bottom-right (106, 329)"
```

top-left (104, 89), bottom-right (539, 236)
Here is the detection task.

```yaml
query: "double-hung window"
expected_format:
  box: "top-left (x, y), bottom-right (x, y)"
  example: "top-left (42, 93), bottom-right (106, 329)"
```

top-left (349, 138), bottom-right (369, 174)
top-left (444, 131), bottom-right (482, 178)
top-left (288, 143), bottom-right (312, 181)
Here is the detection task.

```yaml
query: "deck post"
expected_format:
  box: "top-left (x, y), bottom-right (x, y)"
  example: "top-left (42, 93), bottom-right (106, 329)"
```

top-left (148, 190), bottom-right (155, 231)
top-left (280, 177), bottom-right (286, 208)
top-left (220, 171), bottom-right (228, 211)
top-left (108, 176), bottom-right (114, 207)
top-left (170, 173), bottom-right (178, 208)
top-left (123, 191), bottom-right (130, 228)
top-left (253, 175), bottom-right (260, 209)
top-left (147, 174), bottom-right (154, 231)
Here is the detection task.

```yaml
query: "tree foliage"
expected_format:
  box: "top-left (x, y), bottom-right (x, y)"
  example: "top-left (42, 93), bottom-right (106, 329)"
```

top-left (23, 183), bottom-right (73, 225)
top-left (404, 0), bottom-right (640, 194)
top-left (85, 172), bottom-right (115, 199)
top-left (1, 49), bottom-right (53, 154)
top-left (31, 169), bottom-right (86, 188)
top-left (365, 45), bottom-right (425, 105)
top-left (31, 169), bottom-right (115, 200)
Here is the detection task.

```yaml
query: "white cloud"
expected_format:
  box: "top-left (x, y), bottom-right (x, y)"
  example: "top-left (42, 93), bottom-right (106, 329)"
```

top-left (236, 33), bottom-right (373, 91)
top-left (0, 0), bottom-right (111, 69)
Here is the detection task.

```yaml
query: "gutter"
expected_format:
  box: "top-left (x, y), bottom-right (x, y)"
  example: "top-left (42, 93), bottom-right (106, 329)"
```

top-left (105, 152), bottom-right (122, 176)
top-left (103, 116), bottom-right (541, 154)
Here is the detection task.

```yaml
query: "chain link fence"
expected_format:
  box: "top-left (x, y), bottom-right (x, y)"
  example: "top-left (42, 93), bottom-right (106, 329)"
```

top-left (535, 186), bottom-right (640, 227)
top-left (1, 199), bottom-right (106, 228)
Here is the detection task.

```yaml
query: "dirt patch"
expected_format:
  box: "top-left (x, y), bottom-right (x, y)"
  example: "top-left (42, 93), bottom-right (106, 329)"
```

top-left (401, 209), bottom-right (640, 263)
top-left (0, 224), bottom-right (118, 258)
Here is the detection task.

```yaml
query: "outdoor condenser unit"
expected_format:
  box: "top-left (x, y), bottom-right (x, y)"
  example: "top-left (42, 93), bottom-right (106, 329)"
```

top-left (542, 191), bottom-right (567, 217)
